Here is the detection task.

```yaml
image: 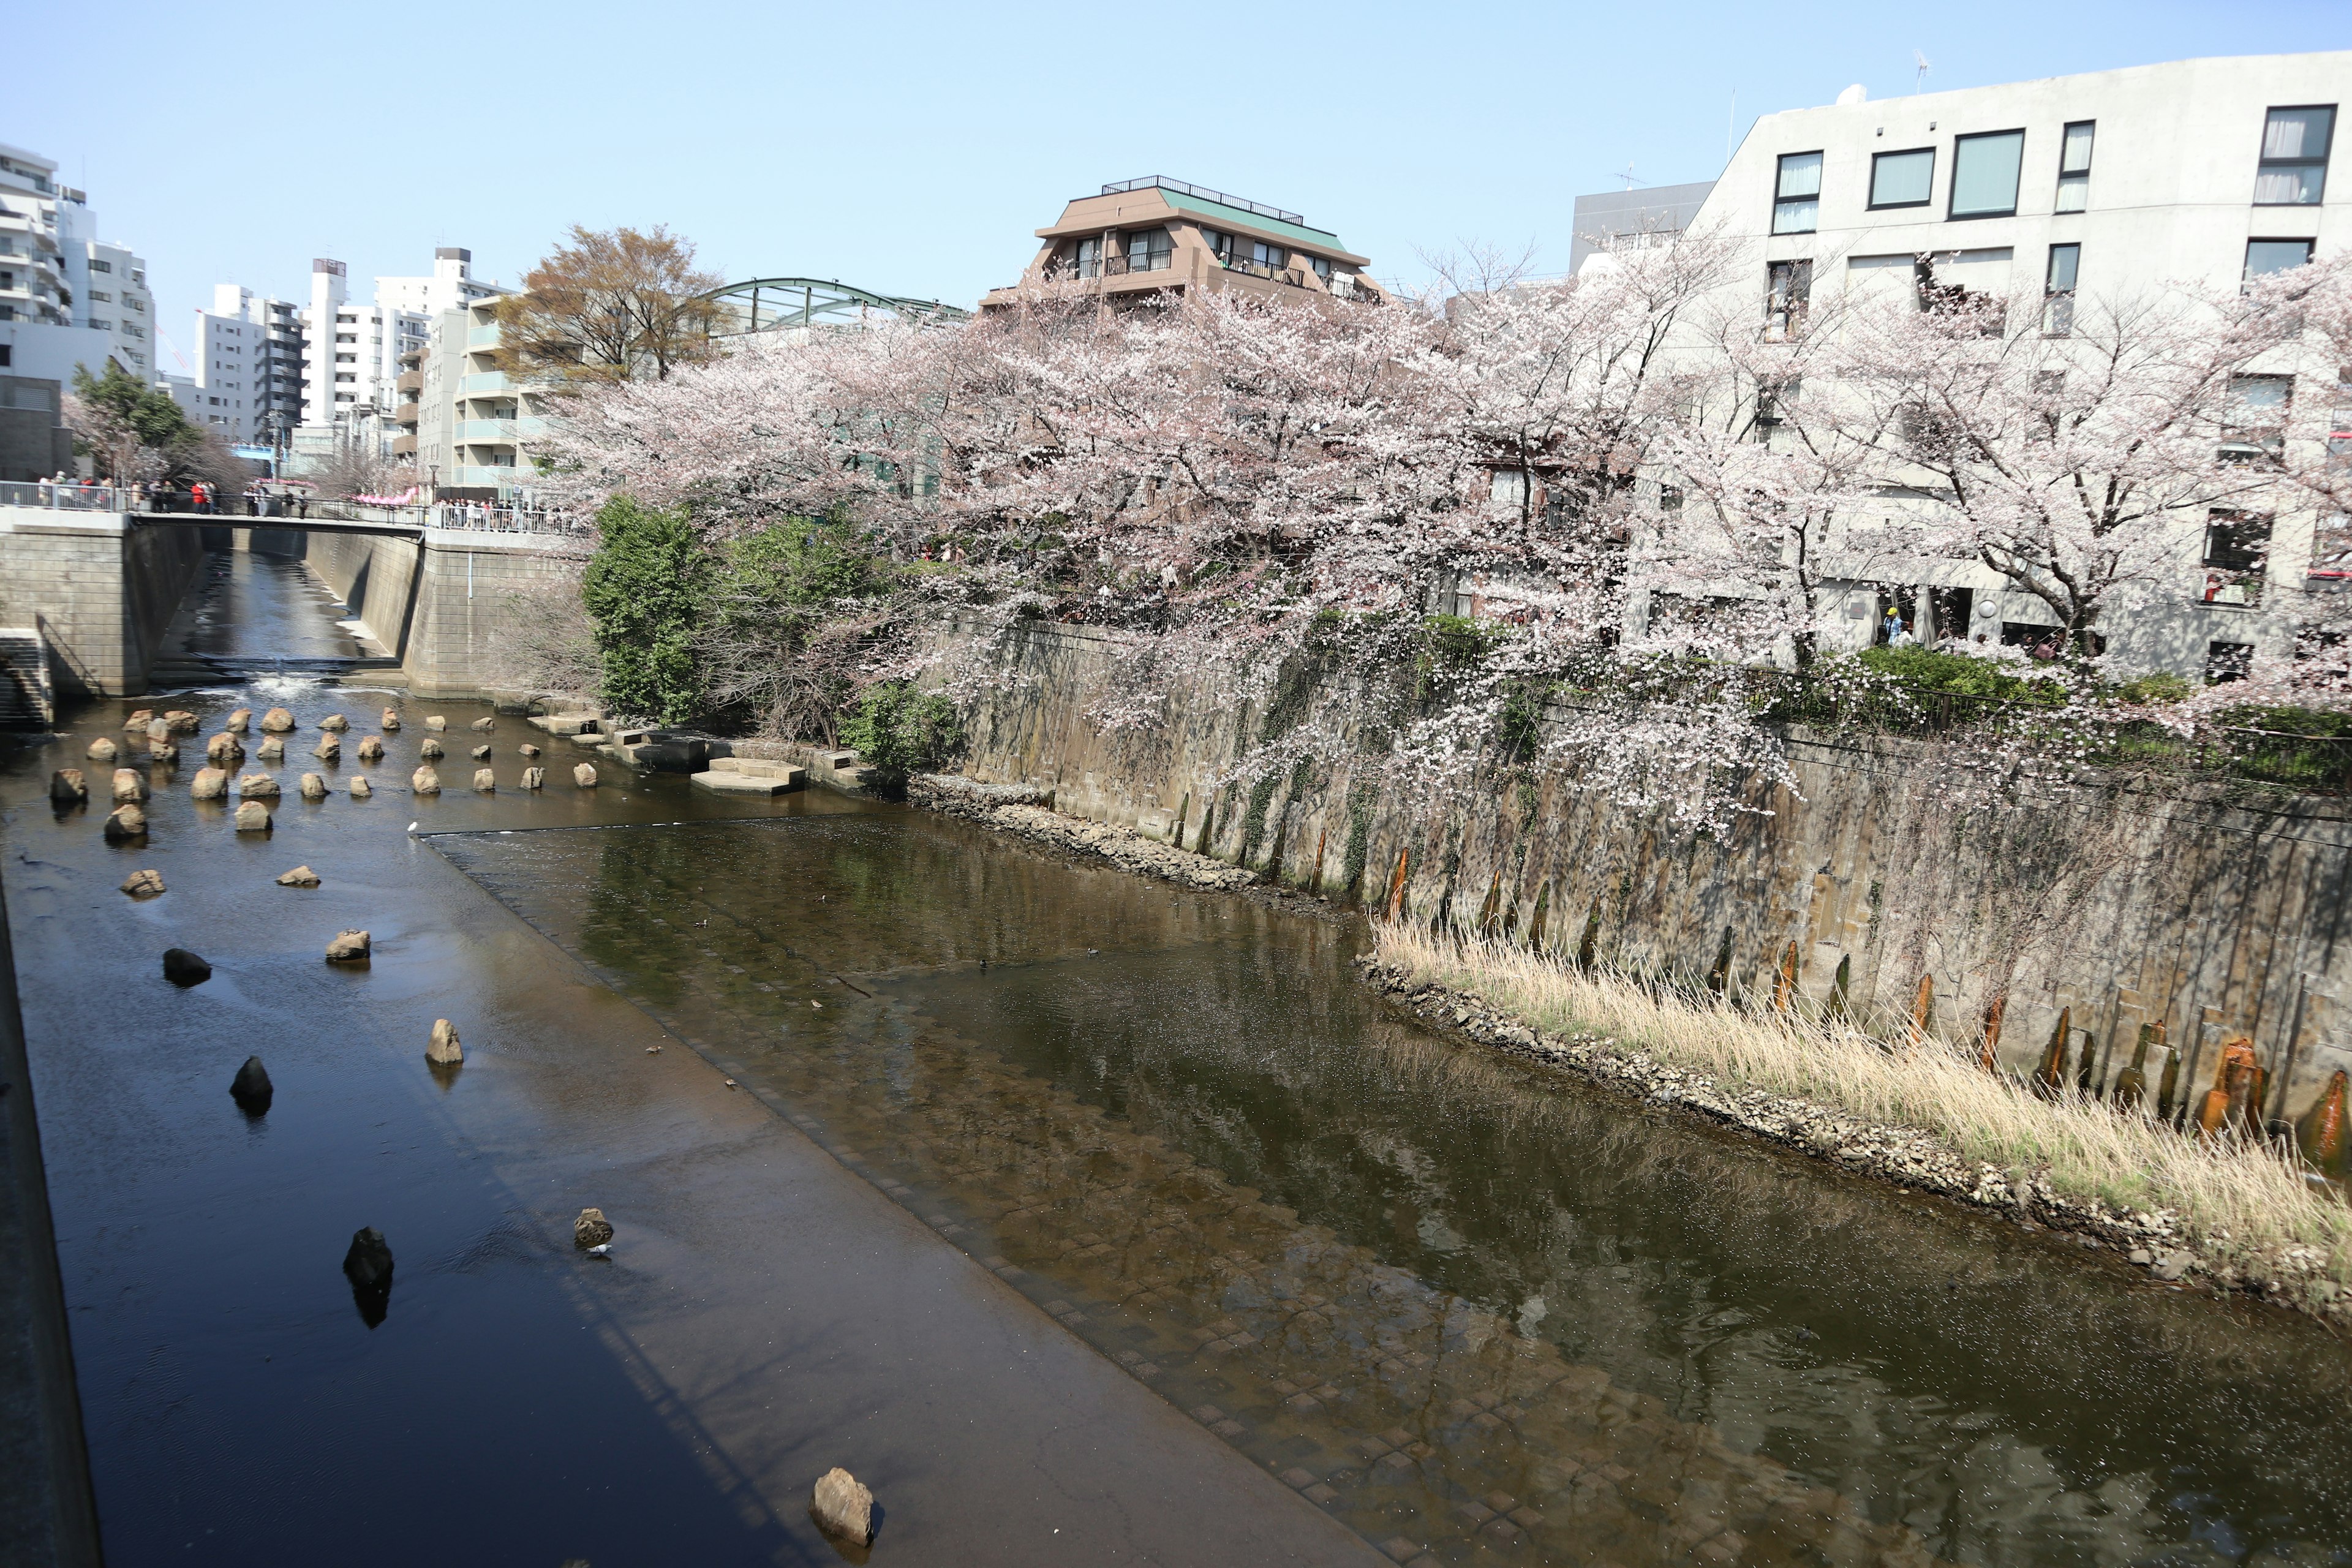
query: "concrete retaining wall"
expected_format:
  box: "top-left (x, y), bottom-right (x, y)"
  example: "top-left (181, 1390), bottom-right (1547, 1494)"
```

top-left (302, 528), bottom-right (579, 698)
top-left (0, 508), bottom-right (205, 697)
top-left (306, 532), bottom-right (421, 662)
top-left (944, 620), bottom-right (2352, 1131)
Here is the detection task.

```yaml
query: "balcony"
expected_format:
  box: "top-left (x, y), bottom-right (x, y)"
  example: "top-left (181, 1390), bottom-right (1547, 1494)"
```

top-left (448, 464), bottom-right (522, 488)
top-left (458, 371), bottom-right (510, 395)
top-left (1218, 255), bottom-right (1310, 288)
top-left (456, 417), bottom-right (548, 443)
top-left (396, 369), bottom-right (423, 393)
top-left (393, 402), bottom-right (420, 428)
top-left (390, 432), bottom-right (417, 457)
top-left (466, 322), bottom-right (502, 348)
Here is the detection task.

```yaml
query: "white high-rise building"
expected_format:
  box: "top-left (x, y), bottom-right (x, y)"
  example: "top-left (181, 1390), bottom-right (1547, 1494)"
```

top-left (300, 257), bottom-right (434, 434)
top-left (375, 247), bottom-right (499, 319)
top-left (0, 141), bottom-right (156, 390)
top-left (198, 284), bottom-right (304, 451)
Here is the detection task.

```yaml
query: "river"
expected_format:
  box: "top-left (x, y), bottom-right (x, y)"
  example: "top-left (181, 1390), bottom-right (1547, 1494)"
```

top-left (3, 552), bottom-right (2348, 1566)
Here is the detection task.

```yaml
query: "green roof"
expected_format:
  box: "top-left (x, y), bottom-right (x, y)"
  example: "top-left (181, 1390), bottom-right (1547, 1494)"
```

top-left (1157, 188), bottom-right (1349, 256)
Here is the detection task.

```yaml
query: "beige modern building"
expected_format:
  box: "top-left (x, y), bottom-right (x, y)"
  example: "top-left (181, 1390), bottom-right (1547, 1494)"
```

top-left (414, 297), bottom-right (548, 496)
top-left (981, 176), bottom-right (1383, 311)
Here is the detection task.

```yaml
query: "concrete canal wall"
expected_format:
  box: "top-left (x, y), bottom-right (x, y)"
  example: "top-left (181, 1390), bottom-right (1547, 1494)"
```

top-left (0, 508), bottom-right (579, 704)
top-left (942, 619), bottom-right (2352, 1131)
top-left (0, 507), bottom-right (205, 698)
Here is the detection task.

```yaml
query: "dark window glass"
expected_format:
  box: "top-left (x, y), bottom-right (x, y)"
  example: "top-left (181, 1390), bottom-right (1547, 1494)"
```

top-left (1950, 130), bottom-right (2026, 218)
top-left (1765, 260), bottom-right (1811, 341)
top-left (2246, 238), bottom-right (2316, 281)
top-left (1870, 148), bottom-right (1935, 208)
top-left (2056, 121), bottom-right (2095, 212)
top-left (1773, 152), bottom-right (1822, 235)
top-left (2256, 106), bottom-right (2334, 205)
top-left (2043, 243), bottom-right (2079, 335)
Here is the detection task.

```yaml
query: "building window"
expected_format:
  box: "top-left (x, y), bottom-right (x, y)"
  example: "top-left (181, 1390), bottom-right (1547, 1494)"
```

top-left (1491, 469), bottom-right (1529, 508)
top-left (1765, 259), bottom-right (1811, 340)
top-left (336, 353), bottom-right (356, 363)
top-left (2206, 641), bottom-right (2255, 683)
top-left (1308, 254), bottom-right (1332, 283)
top-left (2055, 121), bottom-right (2095, 213)
top-left (2256, 105), bottom-right (2334, 205)
top-left (1124, 227), bottom-right (1173, 273)
top-left (1869, 148), bottom-right (1935, 209)
top-left (2246, 238), bottom-right (2316, 282)
top-left (1069, 236), bottom-right (1101, 279)
top-left (2043, 244), bottom-right (2080, 335)
top-left (89, 258), bottom-right (110, 273)
top-left (1950, 129), bottom-right (2026, 219)
top-left (334, 372), bottom-right (356, 383)
top-left (2202, 510), bottom-right (2271, 608)
top-left (336, 332), bottom-right (356, 344)
top-left (1773, 152), bottom-right (1823, 235)
top-left (1250, 239), bottom-right (1287, 270)
top-left (2221, 374), bottom-right (2293, 464)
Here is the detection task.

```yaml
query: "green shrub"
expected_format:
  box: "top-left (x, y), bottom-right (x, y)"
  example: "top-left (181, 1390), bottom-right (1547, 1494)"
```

top-left (839, 682), bottom-right (961, 788)
top-left (1853, 645), bottom-right (2066, 706)
top-left (581, 496), bottom-right (705, 723)
top-left (2116, 672), bottom-right (2193, 705)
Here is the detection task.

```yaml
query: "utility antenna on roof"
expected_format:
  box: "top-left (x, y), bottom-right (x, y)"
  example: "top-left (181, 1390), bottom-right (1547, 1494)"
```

top-left (1616, 164), bottom-right (1645, 190)
top-left (1913, 50), bottom-right (1931, 94)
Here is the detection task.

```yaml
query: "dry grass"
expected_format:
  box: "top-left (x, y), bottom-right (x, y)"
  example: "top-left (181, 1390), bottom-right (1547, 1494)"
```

top-left (1376, 922), bottom-right (2352, 1290)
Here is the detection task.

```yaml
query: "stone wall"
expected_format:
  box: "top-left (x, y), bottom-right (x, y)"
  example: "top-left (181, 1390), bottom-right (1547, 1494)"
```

top-left (0, 508), bottom-right (205, 696)
top-left (305, 529), bottom-right (579, 698)
top-left (942, 620), bottom-right (2352, 1131)
top-left (306, 532), bottom-right (421, 662)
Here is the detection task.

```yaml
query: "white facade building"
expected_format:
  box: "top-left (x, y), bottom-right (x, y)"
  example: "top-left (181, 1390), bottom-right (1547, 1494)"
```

top-left (375, 247), bottom-right (499, 320)
top-left (0, 141), bottom-right (153, 390)
top-left (200, 284), bottom-right (305, 452)
top-left (1684, 50), bottom-right (2352, 677)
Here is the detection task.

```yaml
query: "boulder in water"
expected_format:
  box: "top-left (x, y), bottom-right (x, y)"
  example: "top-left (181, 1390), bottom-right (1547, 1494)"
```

top-left (381, 708), bottom-right (401, 732)
top-left (299, 772), bottom-right (328, 800)
top-left (230, 1055), bottom-right (273, 1107)
top-left (423, 715), bottom-right (447, 731)
top-left (418, 738), bottom-right (444, 760)
top-left (206, 732), bottom-right (243, 765)
top-left (356, 736), bottom-right (384, 761)
top-left (521, 766), bottom-right (545, 791)
top-left (123, 709), bottom-right (154, 732)
top-left (119, 868), bottom-right (166, 899)
top-left (86, 736), bottom-right (118, 764)
top-left (257, 736), bottom-right (285, 762)
top-left (325, 929), bottom-right (371, 963)
top-left (518, 743), bottom-right (541, 760)
top-left (233, 801), bottom-right (271, 832)
top-left (104, 804), bottom-right (147, 840)
top-left (146, 717), bottom-right (171, 744)
top-left (312, 736), bottom-right (341, 761)
top-left (573, 1208), bottom-right (614, 1248)
top-left (412, 766), bottom-right (442, 795)
top-left (349, 775), bottom-right (373, 799)
top-left (162, 947), bottom-right (211, 986)
top-left (342, 1227), bottom-right (393, 1291)
top-left (148, 741), bottom-right (179, 767)
top-left (237, 771), bottom-right (280, 798)
top-left (469, 717), bottom-right (494, 733)
top-left (469, 744), bottom-right (490, 761)
top-left (111, 767), bottom-right (146, 802)
top-left (50, 768), bottom-right (87, 804)
top-left (190, 767), bottom-right (228, 801)
top-left (426, 1018), bottom-right (462, 1065)
top-left (472, 767), bottom-right (496, 792)
top-left (810, 1468), bottom-right (875, 1547)
top-left (277, 865), bottom-right (320, 887)
top-left (225, 707), bottom-right (251, 732)
top-left (164, 710), bottom-right (200, 734)
top-left (318, 713), bottom-right (349, 733)
top-left (260, 707), bottom-right (295, 733)
top-left (574, 763), bottom-right (598, 789)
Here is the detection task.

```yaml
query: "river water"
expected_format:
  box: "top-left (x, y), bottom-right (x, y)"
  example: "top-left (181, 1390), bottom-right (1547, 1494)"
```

top-left (5, 555), bottom-right (2351, 1567)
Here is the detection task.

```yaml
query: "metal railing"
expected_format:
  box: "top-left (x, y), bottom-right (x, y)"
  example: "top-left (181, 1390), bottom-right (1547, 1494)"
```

top-left (0, 479), bottom-right (129, 511)
top-left (1218, 255), bottom-right (1309, 288)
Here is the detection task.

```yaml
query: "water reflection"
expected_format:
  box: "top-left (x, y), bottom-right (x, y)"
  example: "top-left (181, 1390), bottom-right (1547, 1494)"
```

top-left (442, 814), bottom-right (2352, 1567)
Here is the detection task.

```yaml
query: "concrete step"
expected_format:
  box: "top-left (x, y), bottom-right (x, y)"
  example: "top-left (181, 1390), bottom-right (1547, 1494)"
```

top-left (0, 628), bottom-right (52, 729)
top-left (692, 764), bottom-right (805, 795)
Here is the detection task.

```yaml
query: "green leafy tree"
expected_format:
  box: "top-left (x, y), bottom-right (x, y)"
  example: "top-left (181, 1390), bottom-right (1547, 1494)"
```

top-left (580, 495), bottom-right (706, 723)
top-left (695, 511), bottom-right (900, 741)
top-left (838, 682), bottom-right (960, 790)
top-left (66, 361), bottom-right (245, 489)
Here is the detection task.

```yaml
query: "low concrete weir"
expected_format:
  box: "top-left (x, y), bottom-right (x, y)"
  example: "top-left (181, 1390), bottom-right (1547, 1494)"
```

top-left (0, 505), bottom-right (580, 702)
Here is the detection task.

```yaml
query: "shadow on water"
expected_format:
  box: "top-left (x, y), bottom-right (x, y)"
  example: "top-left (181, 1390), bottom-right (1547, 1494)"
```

top-left (442, 812), bottom-right (2352, 1568)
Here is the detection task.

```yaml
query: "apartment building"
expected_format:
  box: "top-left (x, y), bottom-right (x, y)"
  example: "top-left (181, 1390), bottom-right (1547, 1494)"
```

top-left (0, 142), bottom-right (149, 388)
top-left (981, 176), bottom-right (1384, 312)
top-left (375, 246), bottom-right (500, 320)
top-left (197, 285), bottom-right (304, 451)
top-left (1681, 51), bottom-right (2352, 677)
top-left (299, 257), bottom-right (429, 432)
top-left (412, 297), bottom-right (545, 495)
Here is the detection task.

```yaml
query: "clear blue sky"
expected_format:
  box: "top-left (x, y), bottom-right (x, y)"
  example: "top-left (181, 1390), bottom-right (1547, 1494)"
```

top-left (11, 0), bottom-right (2350, 377)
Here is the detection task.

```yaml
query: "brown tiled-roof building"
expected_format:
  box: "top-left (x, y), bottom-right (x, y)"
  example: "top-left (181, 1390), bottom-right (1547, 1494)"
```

top-left (981, 176), bottom-right (1383, 312)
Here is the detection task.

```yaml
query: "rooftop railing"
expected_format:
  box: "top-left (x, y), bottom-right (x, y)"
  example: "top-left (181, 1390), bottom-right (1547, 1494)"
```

top-left (1101, 176), bottom-right (1304, 227)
